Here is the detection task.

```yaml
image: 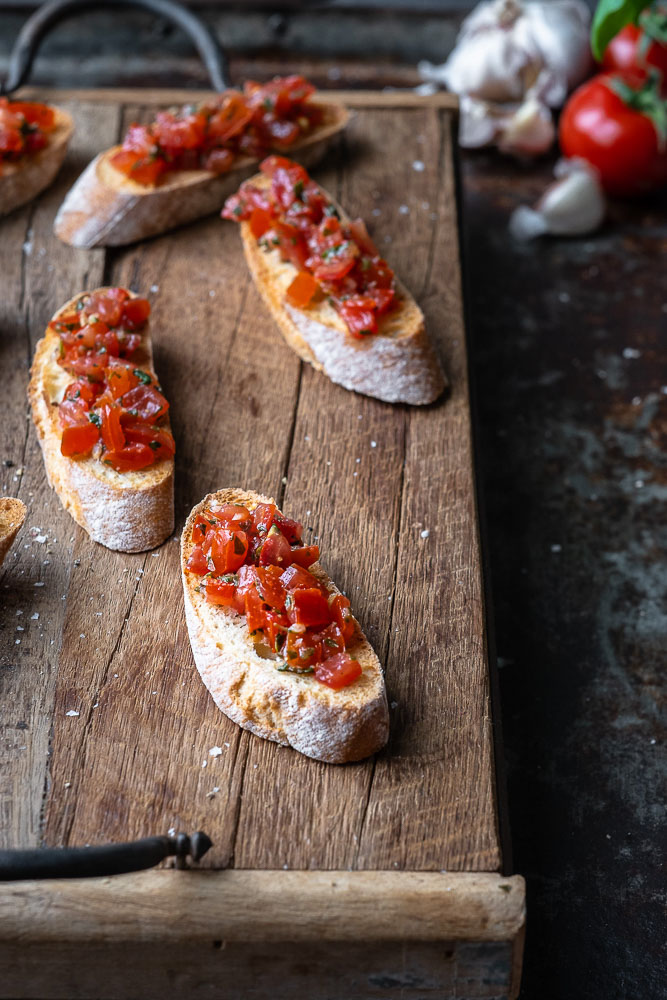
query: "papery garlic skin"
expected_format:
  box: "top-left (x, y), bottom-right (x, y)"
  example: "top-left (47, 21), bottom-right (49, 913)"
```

top-left (419, 0), bottom-right (592, 156)
top-left (419, 0), bottom-right (592, 107)
top-left (510, 158), bottom-right (606, 240)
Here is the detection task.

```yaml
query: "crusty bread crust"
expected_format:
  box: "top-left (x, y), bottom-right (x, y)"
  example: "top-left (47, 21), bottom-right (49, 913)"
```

top-left (54, 100), bottom-right (349, 248)
top-left (0, 108), bottom-right (73, 219)
top-left (181, 488), bottom-right (390, 763)
top-left (28, 289), bottom-right (174, 553)
top-left (0, 498), bottom-right (26, 566)
top-left (239, 175), bottom-right (446, 405)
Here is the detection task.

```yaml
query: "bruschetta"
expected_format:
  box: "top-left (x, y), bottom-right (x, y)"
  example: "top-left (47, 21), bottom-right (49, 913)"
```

top-left (0, 98), bottom-right (73, 218)
top-left (54, 75), bottom-right (348, 248)
top-left (221, 156), bottom-right (446, 405)
top-left (181, 489), bottom-right (389, 763)
top-left (28, 287), bottom-right (174, 553)
top-left (0, 498), bottom-right (26, 567)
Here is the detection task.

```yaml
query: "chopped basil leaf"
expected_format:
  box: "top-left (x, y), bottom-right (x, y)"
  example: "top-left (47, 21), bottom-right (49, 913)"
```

top-left (233, 205), bottom-right (244, 217)
top-left (275, 633), bottom-right (286, 652)
top-left (88, 412), bottom-right (101, 427)
top-left (133, 369), bottom-right (152, 385)
top-left (293, 180), bottom-right (304, 199)
top-left (324, 205), bottom-right (340, 218)
top-left (149, 440), bottom-right (160, 450)
top-left (324, 638), bottom-right (338, 648)
top-left (222, 573), bottom-right (238, 584)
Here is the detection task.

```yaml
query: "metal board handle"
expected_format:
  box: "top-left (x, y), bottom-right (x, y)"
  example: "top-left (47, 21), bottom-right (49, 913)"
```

top-left (1, 0), bottom-right (231, 96)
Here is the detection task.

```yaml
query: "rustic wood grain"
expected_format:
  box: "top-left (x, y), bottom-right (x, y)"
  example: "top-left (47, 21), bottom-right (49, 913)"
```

top-left (0, 940), bottom-right (517, 1000)
top-left (0, 102), bottom-right (119, 850)
top-left (2, 91), bottom-right (500, 877)
top-left (0, 870), bottom-right (525, 942)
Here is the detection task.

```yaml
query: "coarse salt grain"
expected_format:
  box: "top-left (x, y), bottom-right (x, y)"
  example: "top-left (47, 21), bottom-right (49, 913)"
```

top-left (209, 746), bottom-right (223, 757)
top-left (65, 710), bottom-right (79, 717)
top-left (420, 529), bottom-right (430, 539)
top-left (412, 160), bottom-right (425, 172)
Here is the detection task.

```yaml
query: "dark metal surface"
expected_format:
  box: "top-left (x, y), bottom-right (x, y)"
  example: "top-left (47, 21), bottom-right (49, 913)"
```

top-left (0, 0), bottom-right (230, 94)
top-left (462, 152), bottom-right (667, 1000)
top-left (0, 832), bottom-right (213, 879)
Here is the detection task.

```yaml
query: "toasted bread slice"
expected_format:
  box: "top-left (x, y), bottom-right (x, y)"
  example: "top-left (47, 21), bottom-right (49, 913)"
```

top-left (181, 488), bottom-right (390, 763)
top-left (0, 107), bottom-right (73, 219)
top-left (239, 174), bottom-right (446, 405)
top-left (28, 289), bottom-right (174, 552)
top-left (54, 99), bottom-right (349, 248)
top-left (0, 498), bottom-right (27, 566)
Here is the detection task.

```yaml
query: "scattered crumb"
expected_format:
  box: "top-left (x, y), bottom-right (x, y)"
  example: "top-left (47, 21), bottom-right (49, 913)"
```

top-left (209, 746), bottom-right (224, 757)
top-left (30, 613), bottom-right (39, 620)
top-left (281, 476), bottom-right (288, 485)
top-left (65, 710), bottom-right (79, 717)
top-left (64, 781), bottom-right (71, 789)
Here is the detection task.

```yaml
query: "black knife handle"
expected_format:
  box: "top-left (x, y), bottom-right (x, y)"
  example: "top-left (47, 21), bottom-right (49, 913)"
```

top-left (1, 0), bottom-right (231, 96)
top-left (0, 831), bottom-right (213, 880)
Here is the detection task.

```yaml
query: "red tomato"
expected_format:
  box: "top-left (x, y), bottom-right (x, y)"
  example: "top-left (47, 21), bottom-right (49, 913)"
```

top-left (601, 22), bottom-right (667, 85)
top-left (330, 594), bottom-right (356, 643)
top-left (259, 527), bottom-right (293, 568)
top-left (204, 527), bottom-right (248, 575)
top-left (254, 565), bottom-right (286, 610)
top-left (286, 270), bottom-right (319, 308)
top-left (186, 545), bottom-right (209, 575)
top-left (153, 110), bottom-right (206, 153)
top-left (207, 93), bottom-right (253, 143)
top-left (249, 207), bottom-right (274, 239)
top-left (560, 71), bottom-right (667, 195)
top-left (83, 288), bottom-right (128, 326)
top-left (103, 443), bottom-right (155, 472)
top-left (314, 652), bottom-right (362, 690)
top-left (280, 563), bottom-right (319, 592)
top-left (205, 577), bottom-right (238, 607)
top-left (61, 348), bottom-right (109, 381)
top-left (106, 360), bottom-right (140, 399)
top-left (61, 423), bottom-right (99, 458)
top-left (252, 502), bottom-right (277, 534)
top-left (122, 421), bottom-right (175, 461)
top-left (202, 148), bottom-right (235, 174)
top-left (338, 296), bottom-right (378, 338)
top-left (100, 404), bottom-right (125, 453)
top-left (288, 544), bottom-right (319, 568)
top-left (121, 383), bottom-right (169, 423)
top-left (7, 101), bottom-right (55, 131)
top-left (122, 298), bottom-right (150, 329)
top-left (288, 588), bottom-right (331, 627)
top-left (285, 629), bottom-right (323, 670)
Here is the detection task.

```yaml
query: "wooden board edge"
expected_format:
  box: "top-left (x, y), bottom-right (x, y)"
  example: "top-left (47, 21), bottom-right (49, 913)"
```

top-left (13, 86), bottom-right (459, 111)
top-left (0, 870), bottom-right (525, 944)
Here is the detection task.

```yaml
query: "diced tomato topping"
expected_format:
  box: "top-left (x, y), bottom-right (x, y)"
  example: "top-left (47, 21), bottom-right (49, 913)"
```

top-left (186, 545), bottom-right (209, 575)
top-left (109, 76), bottom-right (321, 188)
top-left (288, 588), bottom-right (331, 627)
top-left (122, 298), bottom-right (151, 329)
top-left (54, 289), bottom-right (171, 476)
top-left (259, 527), bottom-right (292, 568)
top-left (0, 98), bottom-right (56, 168)
top-left (103, 443), bottom-right (156, 472)
top-left (314, 652), bottom-right (362, 690)
top-left (286, 271), bottom-right (319, 308)
top-left (288, 544), bottom-right (319, 568)
top-left (223, 157), bottom-right (397, 337)
top-left (185, 499), bottom-right (363, 688)
top-left (205, 577), bottom-right (238, 607)
top-left (121, 383), bottom-right (169, 423)
top-left (249, 207), bottom-right (273, 239)
top-left (61, 423), bottom-right (100, 458)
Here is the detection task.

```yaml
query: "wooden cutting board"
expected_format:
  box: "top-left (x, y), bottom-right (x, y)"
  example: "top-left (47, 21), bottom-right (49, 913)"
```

top-left (0, 89), bottom-right (524, 1000)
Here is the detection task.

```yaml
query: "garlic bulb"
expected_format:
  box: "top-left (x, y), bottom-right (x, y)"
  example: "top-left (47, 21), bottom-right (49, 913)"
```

top-left (459, 95), bottom-right (555, 155)
top-left (509, 159), bottom-right (606, 240)
top-left (419, 0), bottom-right (592, 155)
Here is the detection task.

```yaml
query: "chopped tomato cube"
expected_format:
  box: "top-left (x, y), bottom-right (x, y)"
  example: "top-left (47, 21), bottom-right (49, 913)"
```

top-left (121, 298), bottom-right (150, 329)
top-left (280, 564), bottom-right (318, 591)
top-left (203, 148), bottom-right (235, 174)
top-left (329, 594), bottom-right (356, 643)
top-left (286, 271), bottom-right (319, 309)
top-left (314, 652), bottom-right (362, 689)
top-left (61, 423), bottom-right (99, 458)
top-left (288, 544), bottom-right (319, 568)
top-left (186, 545), bottom-right (209, 575)
top-left (259, 527), bottom-right (292, 568)
top-left (103, 442), bottom-right (155, 472)
top-left (121, 383), bottom-right (169, 423)
top-left (205, 577), bottom-right (238, 607)
top-left (254, 565), bottom-right (286, 610)
top-left (285, 629), bottom-right (323, 669)
top-left (288, 588), bottom-right (331, 627)
top-left (204, 527), bottom-right (248, 575)
top-left (100, 404), bottom-right (125, 453)
top-left (249, 207), bottom-right (273, 239)
top-left (106, 360), bottom-right (140, 399)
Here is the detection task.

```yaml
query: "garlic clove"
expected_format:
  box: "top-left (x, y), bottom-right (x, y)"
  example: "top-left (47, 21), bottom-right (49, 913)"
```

top-left (510, 158), bottom-right (606, 240)
top-left (497, 98), bottom-right (555, 156)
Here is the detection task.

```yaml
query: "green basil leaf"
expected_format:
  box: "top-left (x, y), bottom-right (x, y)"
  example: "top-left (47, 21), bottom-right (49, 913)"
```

top-left (591, 0), bottom-right (646, 61)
